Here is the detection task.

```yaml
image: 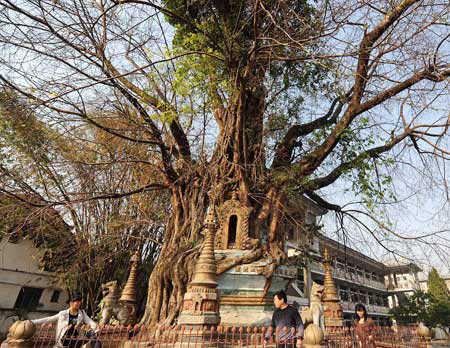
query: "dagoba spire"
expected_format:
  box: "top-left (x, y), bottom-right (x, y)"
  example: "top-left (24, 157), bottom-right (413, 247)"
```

top-left (322, 246), bottom-right (343, 327)
top-left (120, 251), bottom-right (140, 302)
top-left (322, 248), bottom-right (339, 302)
top-left (190, 207), bottom-right (218, 287)
top-left (119, 250), bottom-right (140, 325)
top-left (177, 205), bottom-right (221, 326)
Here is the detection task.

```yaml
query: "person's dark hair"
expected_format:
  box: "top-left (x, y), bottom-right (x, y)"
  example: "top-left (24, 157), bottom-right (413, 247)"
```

top-left (67, 292), bottom-right (82, 303)
top-left (274, 290), bottom-right (287, 304)
top-left (354, 303), bottom-right (368, 321)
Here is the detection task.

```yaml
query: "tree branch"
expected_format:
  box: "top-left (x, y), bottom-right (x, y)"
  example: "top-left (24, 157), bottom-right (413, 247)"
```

top-left (350, 0), bottom-right (420, 105)
top-left (100, 52), bottom-right (194, 161)
top-left (297, 0), bottom-right (423, 176)
top-left (0, 182), bottom-right (168, 208)
top-left (298, 67), bottom-right (449, 177)
top-left (304, 130), bottom-right (412, 190)
top-left (272, 90), bottom-right (351, 168)
top-left (0, 77), bottom-right (160, 146)
top-left (304, 190), bottom-right (341, 212)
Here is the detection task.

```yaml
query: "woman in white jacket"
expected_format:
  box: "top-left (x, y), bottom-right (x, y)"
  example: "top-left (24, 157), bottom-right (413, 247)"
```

top-left (31, 293), bottom-right (99, 348)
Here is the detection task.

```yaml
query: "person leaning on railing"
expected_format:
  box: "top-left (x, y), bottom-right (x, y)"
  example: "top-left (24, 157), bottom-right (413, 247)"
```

top-left (264, 290), bottom-right (304, 348)
top-left (31, 292), bottom-right (100, 348)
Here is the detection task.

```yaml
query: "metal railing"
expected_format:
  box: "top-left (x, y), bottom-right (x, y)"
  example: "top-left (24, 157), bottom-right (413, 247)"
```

top-left (325, 326), bottom-right (430, 348)
top-left (340, 302), bottom-right (390, 315)
top-left (31, 324), bottom-right (431, 348)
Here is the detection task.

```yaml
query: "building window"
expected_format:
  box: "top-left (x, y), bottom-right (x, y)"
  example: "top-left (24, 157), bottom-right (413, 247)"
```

top-left (375, 296), bottom-right (383, 306)
top-left (340, 287), bottom-right (349, 301)
top-left (50, 290), bottom-right (61, 303)
top-left (360, 293), bottom-right (368, 304)
top-left (350, 289), bottom-right (358, 302)
top-left (227, 215), bottom-right (238, 247)
top-left (14, 287), bottom-right (43, 310)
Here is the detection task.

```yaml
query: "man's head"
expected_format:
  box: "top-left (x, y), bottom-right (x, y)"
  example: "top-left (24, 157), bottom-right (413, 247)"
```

top-left (68, 292), bottom-right (82, 312)
top-left (273, 290), bottom-right (287, 309)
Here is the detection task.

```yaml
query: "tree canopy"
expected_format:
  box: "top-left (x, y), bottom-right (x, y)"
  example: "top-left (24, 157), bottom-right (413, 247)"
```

top-left (428, 268), bottom-right (450, 302)
top-left (427, 268), bottom-right (450, 326)
top-left (389, 290), bottom-right (430, 325)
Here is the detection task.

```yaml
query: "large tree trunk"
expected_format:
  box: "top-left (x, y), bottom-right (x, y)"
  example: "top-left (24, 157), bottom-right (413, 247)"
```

top-left (140, 181), bottom-right (207, 325)
top-left (141, 72), bottom-right (287, 325)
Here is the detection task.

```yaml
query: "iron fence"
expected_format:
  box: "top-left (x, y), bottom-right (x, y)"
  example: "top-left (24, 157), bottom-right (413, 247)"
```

top-left (31, 324), bottom-right (431, 348)
top-left (324, 325), bottom-right (430, 348)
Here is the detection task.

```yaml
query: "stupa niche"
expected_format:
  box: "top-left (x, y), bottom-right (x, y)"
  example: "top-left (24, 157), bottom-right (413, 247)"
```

top-left (215, 192), bottom-right (253, 250)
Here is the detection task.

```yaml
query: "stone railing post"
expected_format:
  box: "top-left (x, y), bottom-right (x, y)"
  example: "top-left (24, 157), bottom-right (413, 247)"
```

top-left (6, 321), bottom-right (36, 348)
top-left (303, 324), bottom-right (324, 348)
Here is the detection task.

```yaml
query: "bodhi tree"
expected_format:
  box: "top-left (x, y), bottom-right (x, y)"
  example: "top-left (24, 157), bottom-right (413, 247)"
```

top-left (0, 0), bottom-right (449, 324)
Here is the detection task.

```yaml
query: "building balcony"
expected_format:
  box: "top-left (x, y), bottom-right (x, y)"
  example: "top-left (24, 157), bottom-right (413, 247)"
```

top-left (308, 262), bottom-right (386, 291)
top-left (390, 286), bottom-right (420, 292)
top-left (341, 301), bottom-right (390, 315)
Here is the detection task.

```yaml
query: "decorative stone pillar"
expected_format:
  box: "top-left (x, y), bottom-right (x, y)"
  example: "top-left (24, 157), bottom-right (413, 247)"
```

top-left (6, 320), bottom-right (36, 348)
top-left (304, 264), bottom-right (312, 304)
top-left (303, 323), bottom-right (324, 348)
top-left (417, 322), bottom-right (431, 338)
top-left (417, 322), bottom-right (433, 348)
top-left (119, 251), bottom-right (140, 325)
top-left (322, 247), bottom-right (343, 328)
top-left (177, 206), bottom-right (221, 326)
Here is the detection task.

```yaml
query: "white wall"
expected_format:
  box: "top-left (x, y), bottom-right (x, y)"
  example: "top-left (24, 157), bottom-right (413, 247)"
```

top-left (0, 238), bottom-right (68, 336)
top-left (0, 238), bottom-right (43, 272)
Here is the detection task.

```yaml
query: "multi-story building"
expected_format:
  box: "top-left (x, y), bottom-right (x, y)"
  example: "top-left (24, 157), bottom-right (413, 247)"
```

top-left (284, 197), bottom-right (420, 325)
top-left (384, 263), bottom-right (422, 307)
top-left (0, 236), bottom-right (69, 336)
top-left (319, 235), bottom-right (390, 323)
top-left (0, 194), bottom-right (71, 338)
